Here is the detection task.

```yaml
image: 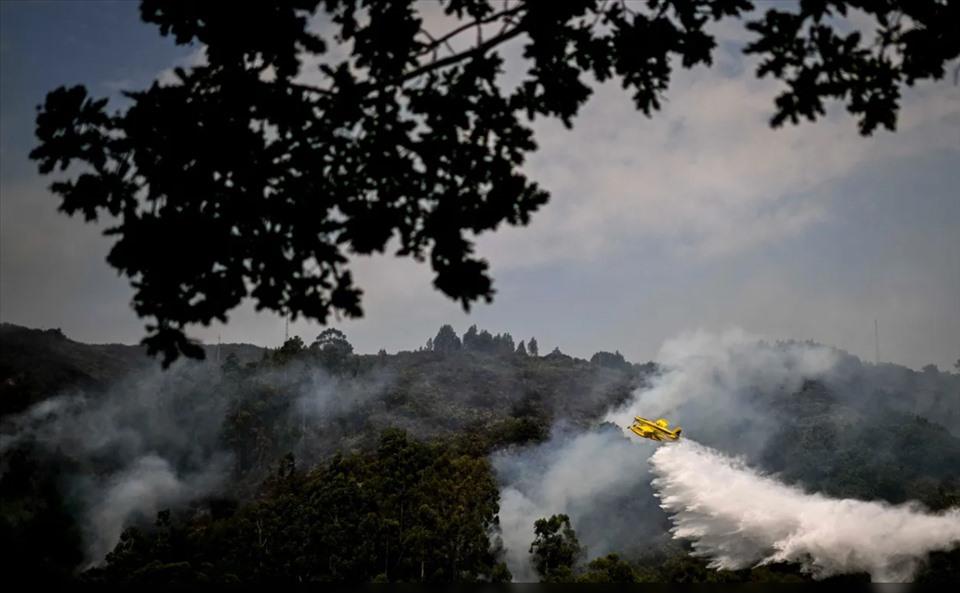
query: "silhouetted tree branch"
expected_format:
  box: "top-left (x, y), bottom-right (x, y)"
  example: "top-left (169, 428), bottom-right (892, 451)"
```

top-left (29, 0), bottom-right (960, 365)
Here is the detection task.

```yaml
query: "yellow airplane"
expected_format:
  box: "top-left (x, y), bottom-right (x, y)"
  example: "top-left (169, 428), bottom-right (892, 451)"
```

top-left (628, 416), bottom-right (682, 442)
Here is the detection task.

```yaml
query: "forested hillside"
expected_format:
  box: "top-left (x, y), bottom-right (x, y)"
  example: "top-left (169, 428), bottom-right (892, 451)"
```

top-left (1, 324), bottom-right (957, 584)
top-left (0, 323), bottom-right (263, 417)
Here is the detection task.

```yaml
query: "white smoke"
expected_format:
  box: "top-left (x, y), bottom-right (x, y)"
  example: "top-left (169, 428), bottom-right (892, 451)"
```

top-left (493, 328), bottom-right (960, 581)
top-left (0, 361), bottom-right (231, 565)
top-left (603, 328), bottom-right (840, 455)
top-left (494, 329), bottom-right (845, 578)
top-left (493, 426), bottom-right (656, 580)
top-left (84, 453), bottom-right (229, 564)
top-left (650, 439), bottom-right (960, 582)
top-left (0, 353), bottom-right (397, 567)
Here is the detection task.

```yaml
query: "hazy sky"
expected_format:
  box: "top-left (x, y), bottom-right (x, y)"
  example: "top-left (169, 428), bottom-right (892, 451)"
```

top-left (1, 2), bottom-right (958, 370)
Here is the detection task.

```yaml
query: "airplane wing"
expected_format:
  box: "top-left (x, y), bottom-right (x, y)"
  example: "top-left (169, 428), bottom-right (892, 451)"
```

top-left (628, 416), bottom-right (682, 441)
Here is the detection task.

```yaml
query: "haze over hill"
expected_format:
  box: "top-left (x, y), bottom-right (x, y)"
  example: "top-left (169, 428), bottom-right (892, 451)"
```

top-left (1, 0), bottom-right (958, 586)
top-left (1, 322), bottom-right (958, 583)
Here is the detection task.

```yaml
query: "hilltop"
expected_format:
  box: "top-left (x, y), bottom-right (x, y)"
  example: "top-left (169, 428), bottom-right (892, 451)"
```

top-left (1, 324), bottom-right (958, 584)
top-left (0, 323), bottom-right (264, 416)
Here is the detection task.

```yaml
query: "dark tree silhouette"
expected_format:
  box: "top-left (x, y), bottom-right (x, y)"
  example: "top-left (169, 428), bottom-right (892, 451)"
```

top-left (279, 335), bottom-right (305, 355)
top-left (494, 332), bottom-right (515, 355)
top-left (477, 329), bottom-right (496, 352)
top-left (273, 335), bottom-right (306, 365)
top-left (29, 0), bottom-right (960, 365)
top-left (463, 325), bottom-right (480, 351)
top-left (590, 350), bottom-right (628, 369)
top-left (528, 337), bottom-right (539, 357)
top-left (311, 327), bottom-right (352, 354)
top-left (577, 554), bottom-right (640, 583)
top-left (432, 324), bottom-right (462, 354)
top-left (220, 352), bottom-right (241, 376)
top-left (311, 327), bottom-right (353, 370)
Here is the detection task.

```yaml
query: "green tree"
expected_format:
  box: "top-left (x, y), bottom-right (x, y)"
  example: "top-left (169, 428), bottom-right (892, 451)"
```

top-left (494, 332), bottom-right (515, 355)
top-left (590, 350), bottom-right (628, 369)
top-left (29, 0), bottom-right (959, 365)
top-left (462, 325), bottom-right (480, 351)
top-left (0, 447), bottom-right (85, 582)
top-left (577, 553), bottom-right (639, 583)
top-left (529, 514), bottom-right (582, 582)
top-left (546, 347), bottom-right (572, 362)
top-left (273, 335), bottom-right (305, 364)
top-left (95, 430), bottom-right (511, 584)
top-left (220, 352), bottom-right (242, 376)
top-left (433, 325), bottom-right (462, 354)
top-left (528, 337), bottom-right (539, 357)
top-left (477, 330), bottom-right (495, 353)
top-left (311, 327), bottom-right (353, 354)
top-left (516, 340), bottom-right (527, 356)
top-left (311, 328), bottom-right (354, 371)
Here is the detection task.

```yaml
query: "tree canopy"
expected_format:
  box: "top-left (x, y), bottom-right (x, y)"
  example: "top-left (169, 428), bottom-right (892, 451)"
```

top-left (433, 324), bottom-right (462, 354)
top-left (529, 513), bottom-right (583, 582)
top-left (3, 323), bottom-right (960, 583)
top-left (93, 431), bottom-right (511, 583)
top-left (29, 0), bottom-right (960, 365)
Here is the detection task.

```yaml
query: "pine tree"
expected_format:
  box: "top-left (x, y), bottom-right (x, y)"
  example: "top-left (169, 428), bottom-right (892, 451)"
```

top-left (463, 325), bottom-right (480, 351)
top-left (433, 325), bottom-right (461, 354)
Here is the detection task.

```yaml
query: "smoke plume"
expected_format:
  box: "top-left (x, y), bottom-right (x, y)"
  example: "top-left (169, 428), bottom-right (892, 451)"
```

top-left (0, 355), bottom-right (393, 566)
top-left (493, 328), bottom-right (960, 581)
top-left (492, 424), bottom-right (663, 580)
top-left (650, 439), bottom-right (960, 582)
top-left (0, 361), bottom-right (231, 565)
top-left (84, 453), bottom-right (230, 562)
top-left (602, 328), bottom-right (842, 456)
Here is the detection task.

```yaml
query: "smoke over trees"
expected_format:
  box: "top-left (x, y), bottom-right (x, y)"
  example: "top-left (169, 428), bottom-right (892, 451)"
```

top-left (2, 323), bottom-right (959, 583)
top-left (494, 330), bottom-right (960, 581)
top-left (93, 431), bottom-right (511, 583)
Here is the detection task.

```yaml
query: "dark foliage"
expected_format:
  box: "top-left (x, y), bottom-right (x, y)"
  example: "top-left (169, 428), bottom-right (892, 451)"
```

top-left (432, 324), bottom-right (463, 355)
top-left (29, 1), bottom-right (960, 365)
top-left (759, 379), bottom-right (960, 510)
top-left (0, 323), bottom-right (261, 418)
top-left (529, 513), bottom-right (582, 582)
top-left (2, 324), bottom-right (959, 583)
top-left (0, 445), bottom-right (85, 583)
top-left (86, 431), bottom-right (510, 584)
top-left (590, 350), bottom-right (630, 370)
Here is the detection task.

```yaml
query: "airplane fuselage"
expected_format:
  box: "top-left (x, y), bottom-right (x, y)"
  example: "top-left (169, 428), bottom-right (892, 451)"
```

top-left (628, 416), bottom-right (682, 441)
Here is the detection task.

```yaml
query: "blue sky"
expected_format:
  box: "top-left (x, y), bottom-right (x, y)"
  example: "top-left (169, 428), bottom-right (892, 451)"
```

top-left (1, 1), bottom-right (958, 369)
